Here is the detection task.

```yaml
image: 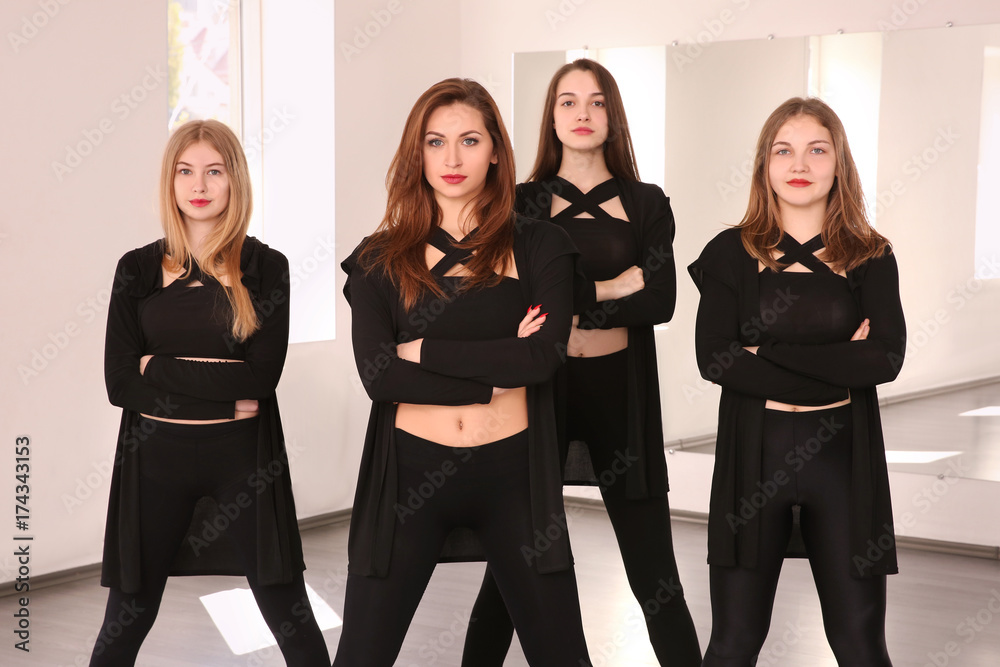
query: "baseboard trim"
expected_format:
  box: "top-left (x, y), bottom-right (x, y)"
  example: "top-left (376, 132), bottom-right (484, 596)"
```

top-left (0, 509), bottom-right (354, 599)
top-left (563, 501), bottom-right (1000, 561)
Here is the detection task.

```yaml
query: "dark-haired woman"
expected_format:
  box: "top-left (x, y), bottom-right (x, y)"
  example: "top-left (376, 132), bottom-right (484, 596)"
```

top-left (93, 120), bottom-right (329, 666)
top-left (689, 98), bottom-right (903, 666)
top-left (463, 58), bottom-right (702, 667)
top-left (334, 78), bottom-right (591, 667)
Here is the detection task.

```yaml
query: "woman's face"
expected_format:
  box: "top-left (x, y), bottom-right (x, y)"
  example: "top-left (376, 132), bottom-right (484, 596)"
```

top-left (422, 103), bottom-right (497, 209)
top-left (767, 114), bottom-right (837, 216)
top-left (552, 69), bottom-right (609, 151)
top-left (173, 141), bottom-right (230, 227)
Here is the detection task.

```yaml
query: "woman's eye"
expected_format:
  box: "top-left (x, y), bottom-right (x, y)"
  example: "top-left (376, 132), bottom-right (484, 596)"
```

top-left (427, 138), bottom-right (443, 147)
top-left (775, 149), bottom-right (790, 156)
top-left (208, 169), bottom-right (223, 175)
top-left (811, 147), bottom-right (826, 154)
top-left (561, 100), bottom-right (575, 107)
top-left (178, 168), bottom-right (192, 175)
top-left (462, 137), bottom-right (479, 146)
top-left (593, 100), bottom-right (605, 107)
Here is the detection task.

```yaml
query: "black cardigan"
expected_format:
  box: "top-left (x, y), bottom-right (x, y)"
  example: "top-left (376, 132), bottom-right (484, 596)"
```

top-left (688, 228), bottom-right (905, 578)
top-left (516, 178), bottom-right (676, 499)
top-left (101, 237), bottom-right (305, 593)
top-left (341, 216), bottom-right (579, 576)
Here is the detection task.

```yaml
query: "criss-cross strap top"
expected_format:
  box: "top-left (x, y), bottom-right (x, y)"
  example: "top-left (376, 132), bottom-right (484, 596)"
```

top-left (395, 226), bottom-right (523, 341)
top-left (548, 177), bottom-right (637, 282)
top-left (427, 226), bottom-right (479, 279)
top-left (139, 262), bottom-right (246, 358)
top-left (757, 233), bottom-right (859, 345)
top-left (773, 233), bottom-right (834, 274)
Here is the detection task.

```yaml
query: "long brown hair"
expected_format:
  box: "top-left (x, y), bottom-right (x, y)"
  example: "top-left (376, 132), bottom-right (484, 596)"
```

top-left (739, 97), bottom-right (889, 272)
top-left (528, 58), bottom-right (639, 183)
top-left (160, 119), bottom-right (258, 341)
top-left (359, 78), bottom-right (516, 310)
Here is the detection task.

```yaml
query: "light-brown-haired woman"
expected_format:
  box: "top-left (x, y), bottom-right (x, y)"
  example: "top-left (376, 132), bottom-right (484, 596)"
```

top-left (92, 119), bottom-right (329, 666)
top-left (335, 78), bottom-right (591, 666)
top-left (689, 97), bottom-right (903, 666)
top-left (463, 58), bottom-right (702, 667)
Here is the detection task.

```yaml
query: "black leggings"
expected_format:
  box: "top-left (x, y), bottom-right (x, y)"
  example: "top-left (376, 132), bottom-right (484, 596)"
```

top-left (702, 405), bottom-right (892, 666)
top-left (90, 417), bottom-right (329, 667)
top-left (463, 351), bottom-right (702, 666)
top-left (332, 429), bottom-right (591, 667)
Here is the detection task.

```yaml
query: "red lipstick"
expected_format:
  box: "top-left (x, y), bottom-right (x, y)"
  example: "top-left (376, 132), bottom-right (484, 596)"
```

top-left (189, 199), bottom-right (211, 207)
top-left (442, 174), bottom-right (467, 184)
top-left (786, 179), bottom-right (812, 188)
top-left (572, 127), bottom-right (593, 135)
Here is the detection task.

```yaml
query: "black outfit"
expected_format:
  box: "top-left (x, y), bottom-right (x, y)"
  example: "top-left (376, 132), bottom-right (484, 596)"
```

top-left (688, 229), bottom-right (904, 666)
top-left (92, 238), bottom-right (329, 666)
top-left (464, 178), bottom-right (702, 667)
top-left (335, 219), bottom-right (591, 667)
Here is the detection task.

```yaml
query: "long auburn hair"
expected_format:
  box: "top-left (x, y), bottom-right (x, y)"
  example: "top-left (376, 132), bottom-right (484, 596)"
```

top-left (528, 58), bottom-right (639, 183)
top-left (739, 97), bottom-right (889, 272)
top-left (359, 78), bottom-right (516, 310)
top-left (160, 119), bottom-right (258, 341)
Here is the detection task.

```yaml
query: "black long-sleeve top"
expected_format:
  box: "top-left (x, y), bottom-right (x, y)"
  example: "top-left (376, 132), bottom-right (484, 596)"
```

top-left (342, 216), bottom-right (579, 576)
top-left (100, 237), bottom-right (304, 593)
top-left (515, 178), bottom-right (676, 499)
top-left (689, 227), bottom-right (905, 578)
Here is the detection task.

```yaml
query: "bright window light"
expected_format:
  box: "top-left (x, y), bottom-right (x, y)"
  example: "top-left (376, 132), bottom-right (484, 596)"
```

top-left (975, 47), bottom-right (1000, 280)
top-left (199, 583), bottom-right (341, 655)
top-left (959, 406), bottom-right (1000, 416)
top-left (884, 451), bottom-right (963, 464)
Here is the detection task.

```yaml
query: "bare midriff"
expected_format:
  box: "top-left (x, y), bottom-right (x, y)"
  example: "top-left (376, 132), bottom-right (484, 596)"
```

top-left (567, 325), bottom-right (628, 358)
top-left (395, 387), bottom-right (528, 447)
top-left (765, 396), bottom-right (851, 412)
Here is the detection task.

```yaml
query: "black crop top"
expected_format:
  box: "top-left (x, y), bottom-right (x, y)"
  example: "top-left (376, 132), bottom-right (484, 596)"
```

top-left (757, 271), bottom-right (858, 345)
top-left (756, 233), bottom-right (859, 345)
top-left (139, 268), bottom-right (246, 359)
top-left (549, 177), bottom-right (637, 282)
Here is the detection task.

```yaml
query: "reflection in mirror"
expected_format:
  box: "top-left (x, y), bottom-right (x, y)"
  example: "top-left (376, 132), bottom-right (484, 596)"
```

top-left (513, 25), bottom-right (1000, 484)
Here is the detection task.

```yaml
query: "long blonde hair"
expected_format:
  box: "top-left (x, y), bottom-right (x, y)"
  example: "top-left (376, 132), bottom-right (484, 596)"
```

top-left (159, 119), bottom-right (258, 341)
top-left (739, 97), bottom-right (889, 272)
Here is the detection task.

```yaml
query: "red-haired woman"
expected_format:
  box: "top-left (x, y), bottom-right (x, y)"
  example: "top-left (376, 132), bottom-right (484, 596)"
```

top-left (92, 120), bottom-right (328, 665)
top-left (463, 59), bottom-right (701, 666)
top-left (689, 97), bottom-right (903, 665)
top-left (335, 78), bottom-right (591, 666)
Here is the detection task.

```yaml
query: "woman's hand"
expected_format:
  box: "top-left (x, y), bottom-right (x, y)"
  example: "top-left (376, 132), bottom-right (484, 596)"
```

top-left (595, 266), bottom-right (644, 301)
top-left (518, 305), bottom-right (547, 338)
top-left (851, 318), bottom-right (871, 341)
top-left (397, 339), bottom-right (423, 363)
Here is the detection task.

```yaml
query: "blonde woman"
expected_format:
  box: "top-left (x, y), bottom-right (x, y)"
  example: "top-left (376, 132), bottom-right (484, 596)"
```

top-left (689, 98), bottom-right (903, 665)
top-left (91, 120), bottom-right (329, 666)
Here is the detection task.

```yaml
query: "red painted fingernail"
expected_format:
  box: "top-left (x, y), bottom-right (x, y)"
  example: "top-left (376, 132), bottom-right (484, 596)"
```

top-left (540, 312), bottom-right (548, 318)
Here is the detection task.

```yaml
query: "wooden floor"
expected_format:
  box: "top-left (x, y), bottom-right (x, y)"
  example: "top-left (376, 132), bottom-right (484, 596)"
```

top-left (4, 504), bottom-right (999, 666)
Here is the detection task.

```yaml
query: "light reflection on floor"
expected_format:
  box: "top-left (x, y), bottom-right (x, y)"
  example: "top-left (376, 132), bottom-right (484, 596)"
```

top-left (199, 583), bottom-right (341, 655)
